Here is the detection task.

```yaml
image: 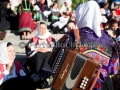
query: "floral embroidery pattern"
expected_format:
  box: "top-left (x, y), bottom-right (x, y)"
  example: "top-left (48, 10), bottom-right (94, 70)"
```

top-left (83, 50), bottom-right (110, 66)
top-left (79, 43), bottom-right (112, 57)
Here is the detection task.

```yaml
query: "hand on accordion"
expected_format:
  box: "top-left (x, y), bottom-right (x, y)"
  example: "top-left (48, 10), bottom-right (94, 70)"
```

top-left (36, 48), bottom-right (47, 53)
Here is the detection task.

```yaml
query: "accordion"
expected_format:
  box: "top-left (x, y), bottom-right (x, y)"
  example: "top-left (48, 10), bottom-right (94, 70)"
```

top-left (50, 49), bottom-right (101, 90)
top-left (49, 34), bottom-right (70, 76)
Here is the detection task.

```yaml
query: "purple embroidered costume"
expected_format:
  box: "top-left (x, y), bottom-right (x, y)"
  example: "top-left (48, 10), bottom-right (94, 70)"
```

top-left (80, 27), bottom-right (119, 90)
top-left (75, 1), bottom-right (119, 90)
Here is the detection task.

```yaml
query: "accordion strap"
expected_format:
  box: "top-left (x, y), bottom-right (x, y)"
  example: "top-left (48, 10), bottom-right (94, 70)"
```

top-left (89, 64), bottom-right (102, 90)
top-left (72, 29), bottom-right (80, 50)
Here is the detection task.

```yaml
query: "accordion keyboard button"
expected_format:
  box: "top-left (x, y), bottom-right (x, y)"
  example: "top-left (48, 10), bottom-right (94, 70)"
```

top-left (81, 83), bottom-right (84, 85)
top-left (82, 87), bottom-right (85, 89)
top-left (59, 56), bottom-right (62, 58)
top-left (83, 76), bottom-right (88, 79)
top-left (55, 65), bottom-right (58, 67)
top-left (83, 84), bottom-right (86, 86)
top-left (58, 56), bottom-right (62, 59)
top-left (53, 69), bottom-right (56, 73)
top-left (56, 62), bottom-right (59, 64)
top-left (58, 60), bottom-right (61, 62)
top-left (82, 80), bottom-right (85, 83)
top-left (54, 67), bottom-right (57, 69)
top-left (83, 77), bottom-right (87, 80)
top-left (62, 49), bottom-right (64, 52)
top-left (60, 53), bottom-right (63, 55)
top-left (86, 78), bottom-right (89, 81)
top-left (58, 58), bottom-right (61, 60)
top-left (80, 85), bottom-right (83, 88)
top-left (84, 81), bottom-right (87, 84)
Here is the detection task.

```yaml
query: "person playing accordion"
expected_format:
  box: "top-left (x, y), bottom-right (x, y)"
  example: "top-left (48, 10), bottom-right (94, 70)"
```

top-left (75, 1), bottom-right (119, 90)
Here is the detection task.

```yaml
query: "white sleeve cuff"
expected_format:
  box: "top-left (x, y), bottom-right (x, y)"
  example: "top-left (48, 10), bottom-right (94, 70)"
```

top-left (29, 51), bottom-right (37, 58)
top-left (3, 70), bottom-right (9, 75)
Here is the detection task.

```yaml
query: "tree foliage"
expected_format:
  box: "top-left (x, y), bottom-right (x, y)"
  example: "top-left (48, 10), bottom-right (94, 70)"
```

top-left (72, 0), bottom-right (87, 10)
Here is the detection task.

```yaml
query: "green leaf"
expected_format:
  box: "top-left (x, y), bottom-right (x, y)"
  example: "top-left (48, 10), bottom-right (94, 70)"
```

top-left (72, 0), bottom-right (88, 10)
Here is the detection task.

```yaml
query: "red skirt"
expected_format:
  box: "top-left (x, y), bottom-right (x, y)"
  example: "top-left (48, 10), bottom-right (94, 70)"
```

top-left (19, 12), bottom-right (36, 34)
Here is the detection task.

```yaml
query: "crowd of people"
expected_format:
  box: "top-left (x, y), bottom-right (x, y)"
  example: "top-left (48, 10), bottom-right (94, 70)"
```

top-left (0, 0), bottom-right (75, 40)
top-left (0, 0), bottom-right (120, 90)
top-left (1, 0), bottom-right (119, 38)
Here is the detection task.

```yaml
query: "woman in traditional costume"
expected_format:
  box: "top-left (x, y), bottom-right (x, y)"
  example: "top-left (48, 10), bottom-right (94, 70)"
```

top-left (35, 0), bottom-right (51, 21)
top-left (0, 42), bottom-right (38, 90)
top-left (25, 22), bottom-right (55, 89)
top-left (17, 0), bottom-right (36, 40)
top-left (75, 1), bottom-right (119, 90)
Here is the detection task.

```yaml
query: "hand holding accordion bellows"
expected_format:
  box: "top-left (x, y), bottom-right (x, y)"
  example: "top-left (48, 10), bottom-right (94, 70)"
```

top-left (89, 64), bottom-right (102, 90)
top-left (71, 24), bottom-right (81, 50)
top-left (72, 28), bottom-right (81, 50)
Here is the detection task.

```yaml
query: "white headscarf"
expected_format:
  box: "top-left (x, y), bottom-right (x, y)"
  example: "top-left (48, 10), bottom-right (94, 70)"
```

top-left (9, 0), bottom-right (19, 10)
top-left (75, 1), bottom-right (102, 37)
top-left (36, 23), bottom-right (51, 39)
top-left (60, 0), bottom-right (72, 13)
top-left (64, 0), bottom-right (72, 7)
top-left (0, 43), bottom-right (10, 64)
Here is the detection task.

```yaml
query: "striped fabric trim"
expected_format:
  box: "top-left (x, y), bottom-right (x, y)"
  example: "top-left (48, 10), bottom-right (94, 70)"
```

top-left (22, 0), bottom-right (31, 10)
top-left (52, 16), bottom-right (58, 20)
top-left (19, 28), bottom-right (32, 32)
